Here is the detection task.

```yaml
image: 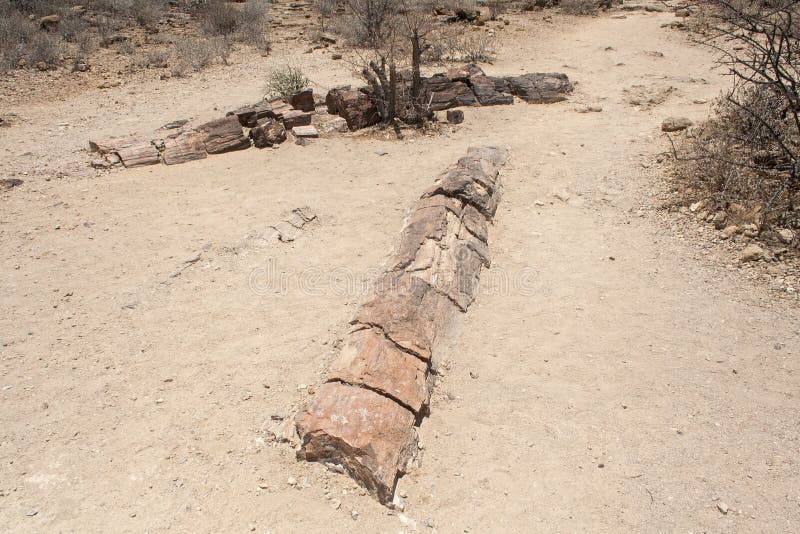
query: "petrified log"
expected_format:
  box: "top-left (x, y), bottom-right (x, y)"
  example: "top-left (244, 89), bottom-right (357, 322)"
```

top-left (296, 382), bottom-right (418, 504)
top-left (469, 75), bottom-right (514, 106)
top-left (423, 75), bottom-right (478, 111)
top-left (196, 115), bottom-right (250, 154)
top-left (116, 141), bottom-right (160, 168)
top-left (504, 73), bottom-right (574, 103)
top-left (162, 131), bottom-right (206, 165)
top-left (295, 146), bottom-right (509, 504)
top-left (329, 327), bottom-right (431, 414)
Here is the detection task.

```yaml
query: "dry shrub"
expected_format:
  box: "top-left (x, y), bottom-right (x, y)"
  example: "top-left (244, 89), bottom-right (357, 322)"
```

top-left (130, 0), bottom-right (165, 29)
top-left (0, 0), bottom-right (63, 69)
top-left (453, 30), bottom-right (496, 62)
top-left (675, 85), bottom-right (799, 229)
top-left (673, 1), bottom-right (800, 233)
top-left (198, 0), bottom-right (270, 51)
top-left (560, 0), bottom-right (598, 15)
top-left (200, 0), bottom-right (238, 34)
top-left (236, 0), bottom-right (270, 51)
top-left (171, 35), bottom-right (230, 76)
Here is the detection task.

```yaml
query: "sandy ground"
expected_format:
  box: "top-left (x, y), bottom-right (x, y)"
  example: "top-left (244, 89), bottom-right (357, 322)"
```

top-left (2, 6), bottom-right (800, 533)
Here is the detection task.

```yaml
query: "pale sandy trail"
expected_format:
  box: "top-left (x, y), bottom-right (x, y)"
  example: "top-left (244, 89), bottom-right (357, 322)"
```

top-left (1, 9), bottom-right (799, 534)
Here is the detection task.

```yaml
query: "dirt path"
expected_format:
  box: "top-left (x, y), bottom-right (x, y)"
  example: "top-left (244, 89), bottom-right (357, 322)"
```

top-left (2, 7), bottom-right (799, 533)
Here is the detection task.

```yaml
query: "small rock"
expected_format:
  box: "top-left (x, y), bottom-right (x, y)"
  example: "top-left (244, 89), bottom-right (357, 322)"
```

top-left (351, 510), bottom-right (359, 520)
top-left (0, 178), bottom-right (23, 191)
top-left (326, 117), bottom-right (349, 133)
top-left (661, 117), bottom-right (693, 132)
top-left (446, 109), bottom-right (464, 124)
top-left (91, 158), bottom-right (111, 169)
top-left (292, 125), bottom-right (319, 138)
top-left (712, 211), bottom-right (727, 229)
top-left (777, 228), bottom-right (795, 244)
top-left (721, 225), bottom-right (740, 238)
top-left (717, 502), bottom-right (729, 514)
top-left (287, 476), bottom-right (298, 486)
top-left (740, 244), bottom-right (766, 262)
top-left (331, 53), bottom-right (343, 60)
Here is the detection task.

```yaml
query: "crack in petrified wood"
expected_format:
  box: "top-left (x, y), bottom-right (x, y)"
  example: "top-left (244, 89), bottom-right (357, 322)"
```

top-left (295, 146), bottom-right (509, 504)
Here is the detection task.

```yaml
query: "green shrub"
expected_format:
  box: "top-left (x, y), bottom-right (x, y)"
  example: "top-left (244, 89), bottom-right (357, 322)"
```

top-left (266, 65), bottom-right (310, 98)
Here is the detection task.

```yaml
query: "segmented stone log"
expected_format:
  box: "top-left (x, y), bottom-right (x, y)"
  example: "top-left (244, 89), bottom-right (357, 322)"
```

top-left (116, 141), bottom-right (160, 168)
top-left (162, 131), bottom-right (206, 165)
top-left (197, 115), bottom-right (250, 154)
top-left (295, 145), bottom-right (509, 504)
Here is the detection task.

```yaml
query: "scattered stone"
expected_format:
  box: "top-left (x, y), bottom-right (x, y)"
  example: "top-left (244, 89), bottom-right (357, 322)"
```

top-left (331, 53), bottom-right (343, 60)
top-left (576, 105), bottom-right (603, 113)
top-left (721, 225), bottom-right (740, 238)
top-left (740, 244), bottom-right (766, 263)
top-left (661, 117), bottom-right (693, 132)
top-left (325, 117), bottom-right (349, 133)
top-left (292, 125), bottom-right (319, 138)
top-left (446, 109), bottom-right (465, 124)
top-left (91, 158), bottom-right (111, 169)
top-left (0, 178), bottom-right (24, 191)
top-left (98, 80), bottom-right (121, 89)
top-left (717, 502), bottom-right (729, 515)
top-left (712, 211), bottom-right (727, 230)
top-left (287, 476), bottom-right (298, 486)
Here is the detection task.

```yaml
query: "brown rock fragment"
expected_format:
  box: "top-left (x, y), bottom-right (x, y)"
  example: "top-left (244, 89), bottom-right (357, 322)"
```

top-left (282, 109), bottom-right (312, 129)
top-left (326, 87), bottom-right (380, 130)
top-left (296, 382), bottom-right (417, 504)
top-left (289, 88), bottom-right (315, 112)
top-left (249, 118), bottom-right (287, 148)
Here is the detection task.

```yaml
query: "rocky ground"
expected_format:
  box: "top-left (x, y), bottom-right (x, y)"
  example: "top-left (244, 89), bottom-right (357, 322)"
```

top-left (1, 3), bottom-right (799, 533)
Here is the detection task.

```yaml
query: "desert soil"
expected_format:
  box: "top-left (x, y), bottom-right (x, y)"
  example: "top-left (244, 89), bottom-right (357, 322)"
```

top-left (2, 5), bottom-right (800, 533)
